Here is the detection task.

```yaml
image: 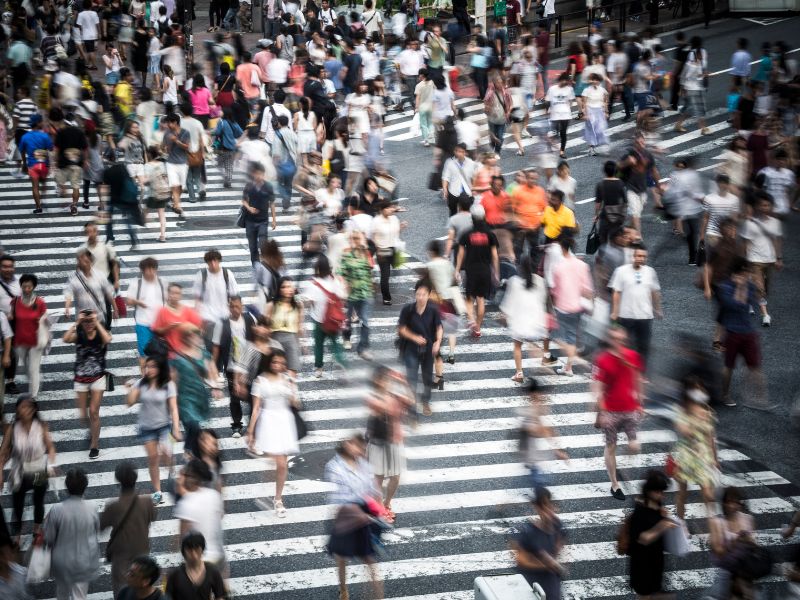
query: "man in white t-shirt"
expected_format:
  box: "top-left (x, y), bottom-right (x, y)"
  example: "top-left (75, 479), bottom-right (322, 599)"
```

top-left (180, 109), bottom-right (208, 203)
top-left (455, 108), bottom-right (481, 157)
top-left (360, 40), bottom-right (380, 81)
top-left (318, 0), bottom-right (336, 27)
top-left (174, 461), bottom-right (225, 565)
top-left (758, 151), bottom-right (796, 217)
top-left (739, 192), bottom-right (783, 327)
top-left (397, 39), bottom-right (424, 110)
top-left (192, 249), bottom-right (239, 331)
top-left (259, 89), bottom-right (291, 143)
top-left (76, 7), bottom-right (100, 69)
top-left (125, 257), bottom-right (167, 372)
top-left (361, 0), bottom-right (383, 37)
top-left (609, 246), bottom-right (662, 368)
top-left (701, 174), bottom-right (740, 245)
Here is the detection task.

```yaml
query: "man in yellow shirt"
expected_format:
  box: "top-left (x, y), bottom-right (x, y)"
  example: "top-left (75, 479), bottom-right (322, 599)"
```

top-left (113, 68), bottom-right (135, 117)
top-left (541, 189), bottom-right (576, 242)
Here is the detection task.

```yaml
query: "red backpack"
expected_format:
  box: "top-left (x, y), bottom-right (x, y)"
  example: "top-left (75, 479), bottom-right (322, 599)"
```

top-left (314, 280), bottom-right (346, 334)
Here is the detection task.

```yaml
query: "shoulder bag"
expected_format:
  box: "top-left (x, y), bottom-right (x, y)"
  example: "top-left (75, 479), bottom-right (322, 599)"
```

top-left (274, 130), bottom-right (297, 179)
top-left (105, 496), bottom-right (139, 560)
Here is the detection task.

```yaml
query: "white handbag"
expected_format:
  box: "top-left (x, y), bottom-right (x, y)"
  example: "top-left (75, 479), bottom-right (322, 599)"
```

top-left (664, 517), bottom-right (692, 557)
top-left (36, 311), bottom-right (53, 354)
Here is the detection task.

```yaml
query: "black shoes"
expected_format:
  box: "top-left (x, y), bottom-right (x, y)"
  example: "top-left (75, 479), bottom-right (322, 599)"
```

top-left (611, 486), bottom-right (626, 501)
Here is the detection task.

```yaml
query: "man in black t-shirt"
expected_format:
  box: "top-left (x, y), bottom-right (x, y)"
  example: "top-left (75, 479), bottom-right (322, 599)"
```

top-left (166, 532), bottom-right (227, 600)
top-left (241, 163), bottom-right (276, 264)
top-left (618, 133), bottom-right (660, 239)
top-left (52, 107), bottom-right (88, 215)
top-left (454, 205), bottom-right (499, 338)
top-left (341, 41), bottom-right (362, 95)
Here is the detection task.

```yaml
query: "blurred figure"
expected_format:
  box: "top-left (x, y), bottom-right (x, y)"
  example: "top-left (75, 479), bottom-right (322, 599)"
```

top-left (302, 255), bottom-right (348, 379)
top-left (0, 535), bottom-right (28, 599)
top-left (45, 468), bottom-right (100, 600)
top-left (706, 486), bottom-right (756, 600)
top-left (100, 462), bottom-right (156, 597)
top-left (8, 274), bottom-right (48, 398)
top-left (510, 488), bottom-right (567, 599)
top-left (339, 230), bottom-right (375, 360)
top-left (324, 434), bottom-right (384, 600)
top-left (702, 218), bottom-right (739, 352)
top-left (174, 462), bottom-right (226, 570)
top-left (626, 470), bottom-right (676, 599)
top-left (426, 239), bottom-right (465, 369)
top-left (519, 379), bottom-right (569, 493)
top-left (264, 278), bottom-right (302, 378)
top-left (166, 532), bottom-right (228, 600)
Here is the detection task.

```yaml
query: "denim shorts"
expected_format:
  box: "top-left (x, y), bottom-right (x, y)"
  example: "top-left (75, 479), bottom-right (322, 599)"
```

top-left (137, 424), bottom-right (171, 444)
top-left (135, 324), bottom-right (154, 357)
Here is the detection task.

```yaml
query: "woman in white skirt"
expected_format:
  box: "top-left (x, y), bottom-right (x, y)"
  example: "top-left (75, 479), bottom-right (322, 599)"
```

top-left (500, 255), bottom-right (549, 384)
top-left (581, 73), bottom-right (609, 155)
top-left (293, 97), bottom-right (318, 165)
top-left (247, 350), bottom-right (299, 517)
top-left (365, 366), bottom-right (414, 523)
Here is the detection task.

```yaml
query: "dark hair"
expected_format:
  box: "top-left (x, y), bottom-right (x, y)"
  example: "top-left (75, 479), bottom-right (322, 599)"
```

top-left (167, 282), bottom-right (183, 292)
top-left (130, 555), bottom-right (161, 586)
top-left (258, 349), bottom-right (287, 374)
top-left (274, 89), bottom-right (286, 104)
top-left (315, 254), bottom-right (333, 278)
top-left (518, 254), bottom-right (535, 290)
top-left (65, 468), bottom-right (89, 496)
top-left (204, 248), bottom-right (223, 263)
top-left (720, 486), bottom-right (744, 517)
top-left (197, 429), bottom-right (223, 470)
top-left (550, 189), bottom-right (565, 203)
top-left (183, 459), bottom-right (212, 484)
top-left (144, 356), bottom-right (171, 388)
top-left (15, 394), bottom-right (41, 422)
top-left (457, 195), bottom-right (473, 212)
top-left (558, 235), bottom-right (574, 252)
top-left (0, 254), bottom-right (15, 264)
top-left (533, 486), bottom-right (553, 507)
top-left (276, 276), bottom-right (299, 308)
top-left (19, 273), bottom-right (38, 288)
top-left (335, 432), bottom-right (366, 457)
top-left (641, 469), bottom-right (669, 495)
top-left (115, 461), bottom-right (138, 491)
top-left (180, 531), bottom-right (207, 556)
top-left (414, 278), bottom-right (432, 293)
top-left (139, 257), bottom-right (159, 271)
top-left (427, 239), bottom-right (444, 257)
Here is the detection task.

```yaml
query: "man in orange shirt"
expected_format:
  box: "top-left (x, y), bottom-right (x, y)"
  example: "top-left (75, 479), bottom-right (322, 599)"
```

top-left (480, 175), bottom-right (514, 260)
top-left (152, 283), bottom-right (203, 356)
top-left (235, 51), bottom-right (264, 108)
top-left (511, 168), bottom-right (548, 259)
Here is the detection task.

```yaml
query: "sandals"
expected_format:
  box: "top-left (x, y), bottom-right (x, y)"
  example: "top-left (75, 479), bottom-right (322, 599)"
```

top-left (511, 371), bottom-right (525, 383)
top-left (515, 150), bottom-right (525, 156)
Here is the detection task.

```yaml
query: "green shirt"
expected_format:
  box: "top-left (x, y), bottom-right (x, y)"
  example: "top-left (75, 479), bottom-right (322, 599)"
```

top-left (338, 250), bottom-right (374, 301)
top-left (171, 351), bottom-right (212, 423)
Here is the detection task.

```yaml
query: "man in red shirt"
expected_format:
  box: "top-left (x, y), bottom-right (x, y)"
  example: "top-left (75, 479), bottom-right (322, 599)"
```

top-left (151, 283), bottom-right (202, 356)
top-left (592, 325), bottom-right (644, 501)
top-left (534, 24), bottom-right (550, 98)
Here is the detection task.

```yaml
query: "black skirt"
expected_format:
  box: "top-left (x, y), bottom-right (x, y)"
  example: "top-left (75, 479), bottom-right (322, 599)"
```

top-left (327, 523), bottom-right (375, 559)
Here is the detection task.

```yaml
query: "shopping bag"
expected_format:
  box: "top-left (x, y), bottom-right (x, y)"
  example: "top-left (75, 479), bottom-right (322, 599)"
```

top-left (26, 536), bottom-right (52, 583)
top-left (409, 112), bottom-right (421, 137)
top-left (663, 518), bottom-right (691, 557)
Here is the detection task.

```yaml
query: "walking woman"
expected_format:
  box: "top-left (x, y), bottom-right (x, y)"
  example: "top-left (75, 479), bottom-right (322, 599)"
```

top-left (372, 201), bottom-right (403, 306)
top-left (118, 119), bottom-right (148, 185)
top-left (9, 274), bottom-right (48, 398)
top-left (294, 97), bottom-right (319, 164)
top-left (265, 277), bottom-right (304, 379)
top-left (214, 106), bottom-right (244, 188)
top-left (303, 255), bottom-right (348, 379)
top-left (214, 62), bottom-right (237, 109)
top-left (706, 487), bottom-right (756, 600)
top-left (324, 433), bottom-right (384, 600)
top-left (365, 366), bottom-right (414, 523)
top-left (500, 255), bottom-right (549, 383)
top-left (83, 122), bottom-right (105, 210)
top-left (63, 308), bottom-right (112, 461)
top-left (0, 395), bottom-right (57, 546)
top-left (426, 239), bottom-right (465, 368)
top-left (581, 73), bottom-right (609, 155)
top-left (510, 487), bottom-right (567, 600)
top-left (673, 380), bottom-right (719, 520)
top-left (247, 350), bottom-right (300, 518)
top-left (142, 145), bottom-right (171, 243)
top-left (126, 356), bottom-right (182, 505)
top-left (187, 74), bottom-right (214, 128)
top-left (171, 327), bottom-right (221, 458)
top-left (627, 470), bottom-right (677, 599)
top-left (545, 73), bottom-right (576, 158)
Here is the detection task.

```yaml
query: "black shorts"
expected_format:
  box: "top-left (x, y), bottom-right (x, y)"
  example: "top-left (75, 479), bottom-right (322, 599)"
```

top-left (84, 39), bottom-right (96, 52)
top-left (465, 269), bottom-right (491, 298)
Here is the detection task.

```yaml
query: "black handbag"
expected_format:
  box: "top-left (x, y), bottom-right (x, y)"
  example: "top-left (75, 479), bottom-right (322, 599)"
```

top-left (291, 405), bottom-right (308, 440)
top-left (366, 413), bottom-right (389, 445)
top-left (235, 207), bottom-right (246, 228)
top-left (585, 222), bottom-right (601, 255)
top-left (144, 335), bottom-right (168, 359)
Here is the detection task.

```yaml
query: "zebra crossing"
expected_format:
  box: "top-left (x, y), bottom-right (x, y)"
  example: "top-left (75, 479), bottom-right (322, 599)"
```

top-left (0, 150), bottom-right (798, 600)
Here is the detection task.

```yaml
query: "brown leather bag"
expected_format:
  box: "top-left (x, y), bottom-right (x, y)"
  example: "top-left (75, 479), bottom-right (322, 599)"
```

top-left (187, 149), bottom-right (204, 167)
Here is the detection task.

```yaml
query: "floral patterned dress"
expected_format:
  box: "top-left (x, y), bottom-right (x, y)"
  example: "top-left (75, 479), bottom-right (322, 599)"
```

top-left (673, 408), bottom-right (718, 487)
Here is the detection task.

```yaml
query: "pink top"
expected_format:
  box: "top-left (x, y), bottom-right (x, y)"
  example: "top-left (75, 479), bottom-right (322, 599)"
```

top-left (551, 254), bottom-right (593, 314)
top-left (188, 87), bottom-right (212, 116)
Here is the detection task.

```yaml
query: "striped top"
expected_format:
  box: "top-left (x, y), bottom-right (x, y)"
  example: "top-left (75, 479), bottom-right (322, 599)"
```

top-left (11, 98), bottom-right (37, 132)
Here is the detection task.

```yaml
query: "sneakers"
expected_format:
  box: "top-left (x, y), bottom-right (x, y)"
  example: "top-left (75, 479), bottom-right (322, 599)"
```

top-left (541, 355), bottom-right (559, 367)
top-left (151, 491), bottom-right (164, 505)
top-left (231, 427), bottom-right (242, 439)
top-left (555, 366), bottom-right (574, 377)
top-left (722, 396), bottom-right (737, 407)
top-left (274, 499), bottom-right (287, 518)
top-left (89, 448), bottom-right (100, 460)
top-left (701, 127), bottom-right (711, 135)
top-left (32, 208), bottom-right (43, 214)
top-left (343, 340), bottom-right (352, 350)
top-left (314, 368), bottom-right (324, 379)
top-left (761, 314), bottom-right (772, 327)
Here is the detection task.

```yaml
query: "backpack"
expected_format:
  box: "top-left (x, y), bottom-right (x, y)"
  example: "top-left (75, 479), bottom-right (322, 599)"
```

top-left (201, 268), bottom-right (231, 301)
top-left (313, 279), bottom-right (346, 335)
top-left (148, 161), bottom-right (171, 200)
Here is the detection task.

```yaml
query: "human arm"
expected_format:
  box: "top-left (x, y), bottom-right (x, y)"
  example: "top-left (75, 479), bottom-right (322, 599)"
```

top-left (638, 517), bottom-right (678, 545)
top-left (168, 393), bottom-right (182, 441)
top-left (246, 394), bottom-right (262, 449)
top-left (41, 422), bottom-right (58, 467)
top-left (610, 289), bottom-right (621, 321)
top-left (454, 244), bottom-right (465, 281)
top-left (651, 289), bottom-right (663, 319)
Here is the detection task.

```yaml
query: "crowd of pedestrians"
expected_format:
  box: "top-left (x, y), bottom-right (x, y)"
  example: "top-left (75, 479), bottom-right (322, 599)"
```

top-left (0, 0), bottom-right (798, 599)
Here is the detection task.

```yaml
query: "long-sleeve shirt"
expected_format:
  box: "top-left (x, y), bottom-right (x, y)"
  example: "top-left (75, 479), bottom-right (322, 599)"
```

top-left (44, 497), bottom-right (100, 585)
top-left (717, 279), bottom-right (758, 334)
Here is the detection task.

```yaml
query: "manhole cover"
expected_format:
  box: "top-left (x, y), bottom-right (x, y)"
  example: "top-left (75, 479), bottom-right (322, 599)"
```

top-left (288, 448), bottom-right (332, 480)
top-left (188, 217), bottom-right (236, 229)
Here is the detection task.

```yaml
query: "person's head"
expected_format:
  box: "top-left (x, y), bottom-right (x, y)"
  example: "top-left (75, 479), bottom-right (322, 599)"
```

top-left (773, 148), bottom-right (789, 169)
top-left (115, 461), bottom-right (138, 492)
top-left (228, 295), bottom-right (243, 320)
top-left (609, 226), bottom-right (628, 248)
top-left (276, 276), bottom-right (296, 303)
top-left (427, 239), bottom-right (444, 259)
top-left (558, 233), bottom-right (574, 255)
top-left (753, 191), bottom-right (773, 216)
top-left (602, 160), bottom-right (617, 178)
top-left (490, 174), bottom-right (505, 194)
top-left (641, 469), bottom-right (669, 504)
top-left (197, 429), bottom-right (220, 462)
top-left (19, 273), bottom-right (37, 297)
top-left (76, 248), bottom-right (94, 273)
top-left (524, 168), bottom-right (539, 187)
top-left (0, 254), bottom-right (13, 281)
top-left (720, 486), bottom-right (744, 518)
top-left (138, 256), bottom-right (158, 282)
top-left (532, 486), bottom-right (555, 517)
top-left (315, 254), bottom-right (333, 278)
top-left (378, 201), bottom-right (393, 217)
top-left (143, 356), bottom-right (170, 388)
top-left (558, 72), bottom-right (570, 86)
top-left (336, 432), bottom-right (367, 460)
top-left (714, 173), bottom-right (731, 195)
top-left (65, 468), bottom-right (89, 497)
top-left (453, 143), bottom-right (467, 161)
top-left (260, 239), bottom-right (284, 270)
top-left (180, 531), bottom-right (207, 564)
top-left (248, 161), bottom-right (266, 184)
top-left (125, 555), bottom-right (161, 591)
top-left (252, 314), bottom-right (273, 341)
top-left (204, 248), bottom-right (223, 272)
top-left (259, 349), bottom-right (288, 375)
top-left (607, 324), bottom-right (628, 350)
top-left (632, 245), bottom-right (648, 268)
top-left (548, 189), bottom-right (565, 210)
top-left (84, 220), bottom-right (100, 243)
top-left (482, 151), bottom-right (498, 166)
top-left (164, 113), bottom-right (181, 131)
top-left (414, 278), bottom-right (432, 305)
top-left (456, 194), bottom-right (473, 214)
top-left (182, 459), bottom-right (212, 493)
top-left (15, 394), bottom-right (39, 425)
top-left (167, 282), bottom-right (183, 307)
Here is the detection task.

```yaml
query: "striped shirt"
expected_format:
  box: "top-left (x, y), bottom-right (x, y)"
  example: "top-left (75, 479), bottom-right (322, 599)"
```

top-left (324, 454), bottom-right (376, 505)
top-left (12, 98), bottom-right (37, 132)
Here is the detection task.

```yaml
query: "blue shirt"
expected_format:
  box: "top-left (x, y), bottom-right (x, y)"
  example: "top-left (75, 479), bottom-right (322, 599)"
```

top-left (717, 279), bottom-right (758, 334)
top-left (213, 118), bottom-right (243, 151)
top-left (730, 50), bottom-right (752, 77)
top-left (324, 58), bottom-right (343, 90)
top-left (18, 130), bottom-right (53, 166)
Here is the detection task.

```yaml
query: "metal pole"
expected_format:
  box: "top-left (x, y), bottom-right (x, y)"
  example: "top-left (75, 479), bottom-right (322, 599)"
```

top-left (184, 0), bottom-right (193, 78)
top-left (476, 0), bottom-right (487, 31)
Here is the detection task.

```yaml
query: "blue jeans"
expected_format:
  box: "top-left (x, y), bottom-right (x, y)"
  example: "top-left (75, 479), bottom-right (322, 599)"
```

top-left (186, 165), bottom-right (203, 202)
top-left (222, 7), bottom-right (239, 30)
top-left (245, 220), bottom-right (269, 265)
top-left (402, 345), bottom-right (433, 411)
top-left (277, 171), bottom-right (294, 209)
top-left (106, 203), bottom-right (139, 246)
top-left (344, 298), bottom-right (371, 353)
top-left (488, 122), bottom-right (506, 153)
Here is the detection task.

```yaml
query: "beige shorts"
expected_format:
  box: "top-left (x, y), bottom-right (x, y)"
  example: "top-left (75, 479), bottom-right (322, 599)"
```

top-left (74, 376), bottom-right (106, 392)
top-left (166, 162), bottom-right (188, 188)
top-left (55, 165), bottom-right (82, 190)
top-left (626, 190), bottom-right (647, 218)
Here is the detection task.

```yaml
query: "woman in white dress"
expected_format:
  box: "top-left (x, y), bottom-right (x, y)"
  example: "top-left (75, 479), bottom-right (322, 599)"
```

top-left (500, 255), bottom-right (549, 383)
top-left (581, 73), bottom-right (609, 155)
top-left (345, 81), bottom-right (372, 143)
top-left (294, 97), bottom-right (318, 164)
top-left (247, 350), bottom-right (300, 517)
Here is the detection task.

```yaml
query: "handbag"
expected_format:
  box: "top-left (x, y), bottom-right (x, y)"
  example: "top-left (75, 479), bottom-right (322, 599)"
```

top-left (585, 221), bottom-right (601, 255)
top-left (105, 372), bottom-right (115, 392)
top-left (427, 170), bottom-right (442, 191)
top-left (105, 496), bottom-right (139, 560)
top-left (187, 149), bottom-right (204, 167)
top-left (274, 130), bottom-right (297, 179)
top-left (114, 295), bottom-right (127, 318)
top-left (26, 532), bottom-right (52, 583)
top-left (235, 207), bottom-right (246, 228)
top-left (663, 518), bottom-right (691, 557)
top-left (366, 413), bottom-right (389, 445)
top-left (291, 404), bottom-right (308, 440)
